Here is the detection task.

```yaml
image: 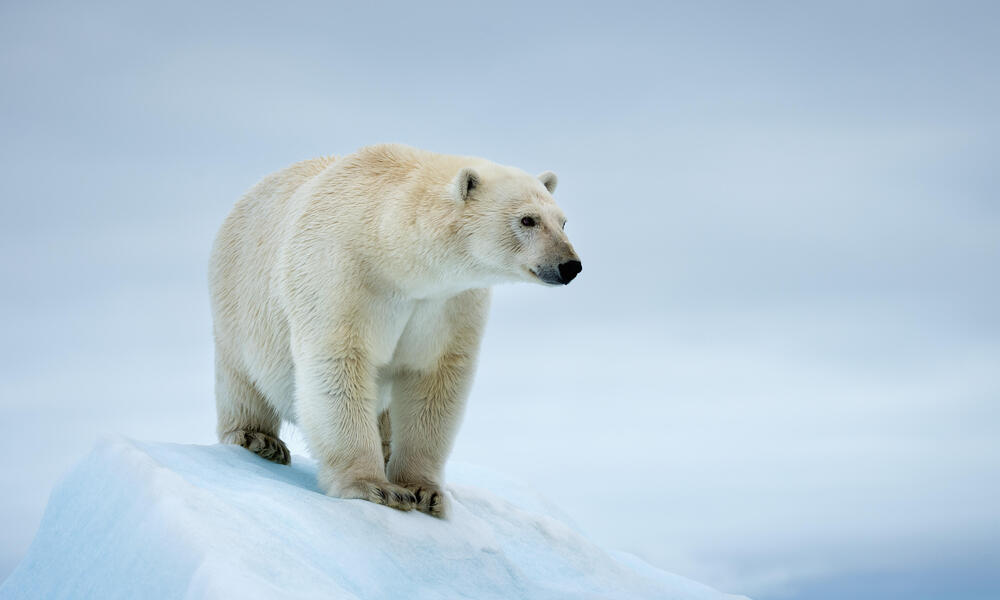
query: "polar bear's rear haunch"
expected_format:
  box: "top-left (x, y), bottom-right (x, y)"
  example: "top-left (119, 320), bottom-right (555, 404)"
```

top-left (209, 144), bottom-right (580, 517)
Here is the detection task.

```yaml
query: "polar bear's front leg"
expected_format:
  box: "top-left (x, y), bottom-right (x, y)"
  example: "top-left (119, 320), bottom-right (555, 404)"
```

top-left (387, 352), bottom-right (478, 518)
top-left (294, 342), bottom-right (417, 511)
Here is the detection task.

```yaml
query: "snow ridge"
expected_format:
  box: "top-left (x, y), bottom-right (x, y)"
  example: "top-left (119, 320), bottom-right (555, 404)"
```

top-left (0, 439), bottom-right (746, 600)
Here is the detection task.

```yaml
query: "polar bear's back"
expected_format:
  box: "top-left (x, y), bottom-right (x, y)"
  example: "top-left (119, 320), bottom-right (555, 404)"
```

top-left (210, 154), bottom-right (336, 314)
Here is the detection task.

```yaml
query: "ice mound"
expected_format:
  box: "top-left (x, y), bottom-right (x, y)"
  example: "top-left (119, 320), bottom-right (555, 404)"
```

top-left (0, 439), bottom-right (746, 600)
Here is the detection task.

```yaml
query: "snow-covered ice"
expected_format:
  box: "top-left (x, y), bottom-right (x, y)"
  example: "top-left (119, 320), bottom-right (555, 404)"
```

top-left (0, 439), bottom-right (747, 599)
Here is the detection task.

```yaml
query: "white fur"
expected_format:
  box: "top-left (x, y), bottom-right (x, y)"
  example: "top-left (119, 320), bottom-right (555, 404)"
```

top-left (209, 144), bottom-right (580, 516)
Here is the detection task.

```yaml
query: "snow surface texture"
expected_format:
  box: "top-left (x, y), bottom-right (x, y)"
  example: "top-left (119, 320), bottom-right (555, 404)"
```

top-left (1, 439), bottom-right (746, 600)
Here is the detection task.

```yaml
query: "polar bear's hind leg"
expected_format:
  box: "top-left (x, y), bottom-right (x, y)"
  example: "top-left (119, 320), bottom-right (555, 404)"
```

top-left (215, 357), bottom-right (290, 465)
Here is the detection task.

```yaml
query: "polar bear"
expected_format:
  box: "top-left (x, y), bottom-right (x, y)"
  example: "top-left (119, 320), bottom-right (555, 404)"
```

top-left (209, 144), bottom-right (581, 517)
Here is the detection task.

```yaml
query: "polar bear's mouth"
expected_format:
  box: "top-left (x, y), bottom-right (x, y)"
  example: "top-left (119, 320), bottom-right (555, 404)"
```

top-left (526, 267), bottom-right (562, 286)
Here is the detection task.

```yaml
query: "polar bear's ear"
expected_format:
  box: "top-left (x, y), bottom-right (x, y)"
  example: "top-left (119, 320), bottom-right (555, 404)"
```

top-left (538, 171), bottom-right (558, 194)
top-left (453, 167), bottom-right (481, 202)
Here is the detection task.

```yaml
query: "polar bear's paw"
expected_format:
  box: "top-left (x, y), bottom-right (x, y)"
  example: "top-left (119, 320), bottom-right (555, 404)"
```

top-left (341, 480), bottom-right (418, 511)
top-left (398, 483), bottom-right (446, 518)
top-left (231, 430), bottom-right (291, 465)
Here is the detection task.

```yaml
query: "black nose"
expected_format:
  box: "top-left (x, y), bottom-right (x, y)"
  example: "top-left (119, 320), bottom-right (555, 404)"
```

top-left (558, 260), bottom-right (582, 284)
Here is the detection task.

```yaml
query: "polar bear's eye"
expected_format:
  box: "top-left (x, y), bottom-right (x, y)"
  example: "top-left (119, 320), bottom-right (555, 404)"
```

top-left (520, 216), bottom-right (536, 227)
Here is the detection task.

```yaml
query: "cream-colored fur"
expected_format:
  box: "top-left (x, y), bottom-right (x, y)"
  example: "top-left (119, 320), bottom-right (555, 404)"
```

top-left (209, 144), bottom-right (580, 517)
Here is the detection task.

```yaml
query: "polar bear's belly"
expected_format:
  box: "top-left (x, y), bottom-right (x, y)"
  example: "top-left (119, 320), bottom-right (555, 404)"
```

top-left (243, 297), bottom-right (453, 424)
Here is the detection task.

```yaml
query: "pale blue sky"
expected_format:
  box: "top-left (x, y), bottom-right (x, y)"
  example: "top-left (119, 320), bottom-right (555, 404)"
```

top-left (2, 2), bottom-right (998, 598)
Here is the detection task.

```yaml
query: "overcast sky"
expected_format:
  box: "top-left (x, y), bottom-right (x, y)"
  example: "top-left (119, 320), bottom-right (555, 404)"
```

top-left (1, 1), bottom-right (998, 598)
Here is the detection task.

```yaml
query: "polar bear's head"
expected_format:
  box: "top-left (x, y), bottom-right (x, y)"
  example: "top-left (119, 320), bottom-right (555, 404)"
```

top-left (452, 165), bottom-right (582, 286)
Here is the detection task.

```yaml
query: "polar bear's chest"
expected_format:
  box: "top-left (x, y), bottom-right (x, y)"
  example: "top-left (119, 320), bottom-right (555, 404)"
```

top-left (375, 299), bottom-right (451, 373)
